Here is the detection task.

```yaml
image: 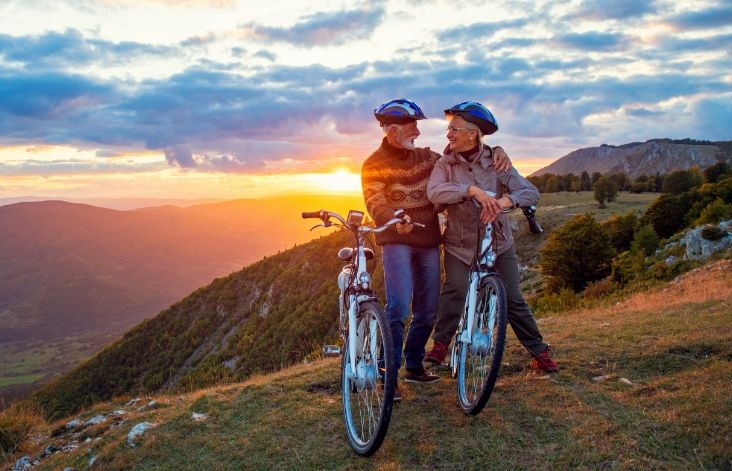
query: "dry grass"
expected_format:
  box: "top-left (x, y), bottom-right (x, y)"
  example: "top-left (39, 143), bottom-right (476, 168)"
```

top-left (0, 402), bottom-right (45, 463)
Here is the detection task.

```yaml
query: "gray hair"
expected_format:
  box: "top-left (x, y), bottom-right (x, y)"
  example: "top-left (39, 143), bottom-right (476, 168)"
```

top-left (381, 123), bottom-right (399, 135)
top-left (463, 120), bottom-right (483, 143)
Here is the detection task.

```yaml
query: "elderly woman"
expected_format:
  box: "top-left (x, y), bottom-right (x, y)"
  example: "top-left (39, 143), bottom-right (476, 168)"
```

top-left (424, 101), bottom-right (558, 373)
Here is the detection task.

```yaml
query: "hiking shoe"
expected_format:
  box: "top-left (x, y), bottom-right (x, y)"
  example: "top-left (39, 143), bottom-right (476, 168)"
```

top-left (424, 341), bottom-right (448, 365)
top-left (530, 347), bottom-right (559, 373)
top-left (404, 367), bottom-right (441, 384)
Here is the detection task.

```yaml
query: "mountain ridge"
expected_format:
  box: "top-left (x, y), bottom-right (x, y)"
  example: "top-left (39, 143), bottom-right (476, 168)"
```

top-left (531, 138), bottom-right (731, 179)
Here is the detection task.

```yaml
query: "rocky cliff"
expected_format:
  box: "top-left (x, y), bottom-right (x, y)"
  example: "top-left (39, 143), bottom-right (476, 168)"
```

top-left (531, 139), bottom-right (730, 179)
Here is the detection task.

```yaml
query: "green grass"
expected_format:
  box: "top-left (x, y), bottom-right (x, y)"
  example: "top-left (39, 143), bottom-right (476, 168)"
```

top-left (0, 375), bottom-right (44, 388)
top-left (0, 335), bottom-right (113, 397)
top-left (10, 259), bottom-right (731, 470)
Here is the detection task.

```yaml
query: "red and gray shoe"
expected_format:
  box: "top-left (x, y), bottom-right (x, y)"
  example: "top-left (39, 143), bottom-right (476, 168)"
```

top-left (424, 341), bottom-right (448, 366)
top-left (530, 347), bottom-right (559, 373)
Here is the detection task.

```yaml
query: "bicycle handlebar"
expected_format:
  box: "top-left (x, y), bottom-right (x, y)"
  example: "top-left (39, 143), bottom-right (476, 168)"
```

top-left (301, 210), bottom-right (324, 219)
top-left (301, 209), bottom-right (422, 232)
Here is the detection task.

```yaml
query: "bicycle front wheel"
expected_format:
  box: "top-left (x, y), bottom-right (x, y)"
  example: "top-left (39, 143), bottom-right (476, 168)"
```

top-left (341, 301), bottom-right (396, 456)
top-left (456, 274), bottom-right (507, 415)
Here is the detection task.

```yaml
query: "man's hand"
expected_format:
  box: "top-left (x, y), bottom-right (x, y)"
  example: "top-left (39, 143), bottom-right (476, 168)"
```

top-left (468, 186), bottom-right (501, 224)
top-left (396, 213), bottom-right (414, 234)
top-left (492, 146), bottom-right (512, 173)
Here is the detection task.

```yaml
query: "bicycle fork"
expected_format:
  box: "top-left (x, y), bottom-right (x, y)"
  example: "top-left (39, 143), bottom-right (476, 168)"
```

top-left (345, 296), bottom-right (379, 391)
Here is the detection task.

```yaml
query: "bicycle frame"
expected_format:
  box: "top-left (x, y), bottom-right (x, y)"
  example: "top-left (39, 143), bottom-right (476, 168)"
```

top-left (452, 219), bottom-right (499, 373)
top-left (344, 231), bottom-right (378, 381)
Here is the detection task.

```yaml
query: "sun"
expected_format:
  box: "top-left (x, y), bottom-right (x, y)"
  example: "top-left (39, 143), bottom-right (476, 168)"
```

top-left (309, 168), bottom-right (361, 194)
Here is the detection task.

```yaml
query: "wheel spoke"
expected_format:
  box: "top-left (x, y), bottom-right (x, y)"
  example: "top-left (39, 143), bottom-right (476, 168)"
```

top-left (456, 276), bottom-right (507, 415)
top-left (342, 302), bottom-right (394, 454)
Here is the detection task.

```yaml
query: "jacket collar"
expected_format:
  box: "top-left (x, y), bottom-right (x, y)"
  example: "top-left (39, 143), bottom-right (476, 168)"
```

top-left (443, 141), bottom-right (493, 169)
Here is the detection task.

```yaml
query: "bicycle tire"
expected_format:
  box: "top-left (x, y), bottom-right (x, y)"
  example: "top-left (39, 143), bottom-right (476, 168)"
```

top-left (456, 274), bottom-right (507, 415)
top-left (341, 301), bottom-right (396, 456)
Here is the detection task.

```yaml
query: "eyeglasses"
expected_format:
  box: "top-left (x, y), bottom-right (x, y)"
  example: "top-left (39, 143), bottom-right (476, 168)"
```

top-left (446, 126), bottom-right (473, 133)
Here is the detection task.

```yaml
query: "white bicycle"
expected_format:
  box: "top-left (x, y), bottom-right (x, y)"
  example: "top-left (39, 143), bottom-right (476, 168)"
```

top-left (447, 197), bottom-right (542, 415)
top-left (302, 208), bottom-right (421, 456)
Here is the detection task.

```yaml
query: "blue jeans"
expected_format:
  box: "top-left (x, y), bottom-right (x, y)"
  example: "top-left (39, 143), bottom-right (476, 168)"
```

top-left (382, 244), bottom-right (440, 371)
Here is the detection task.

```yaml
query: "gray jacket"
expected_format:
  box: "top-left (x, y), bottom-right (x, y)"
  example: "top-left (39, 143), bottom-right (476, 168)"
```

top-left (426, 144), bottom-right (540, 264)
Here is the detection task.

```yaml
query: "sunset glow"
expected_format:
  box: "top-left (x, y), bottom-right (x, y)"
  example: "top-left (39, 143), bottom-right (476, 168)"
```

top-left (0, 0), bottom-right (729, 204)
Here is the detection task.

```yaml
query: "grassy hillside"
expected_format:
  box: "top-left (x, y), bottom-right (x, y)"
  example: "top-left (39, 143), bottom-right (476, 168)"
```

top-left (28, 228), bottom-right (375, 420)
top-left (5, 259), bottom-right (731, 470)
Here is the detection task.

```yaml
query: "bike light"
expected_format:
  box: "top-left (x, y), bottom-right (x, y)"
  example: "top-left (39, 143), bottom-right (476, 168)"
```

top-left (359, 271), bottom-right (370, 289)
top-left (347, 209), bottom-right (364, 226)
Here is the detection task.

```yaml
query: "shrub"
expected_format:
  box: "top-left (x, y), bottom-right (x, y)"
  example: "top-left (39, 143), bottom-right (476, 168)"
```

top-left (648, 259), bottom-right (700, 281)
top-left (703, 161), bottom-right (731, 183)
top-left (695, 198), bottom-right (732, 226)
top-left (662, 169), bottom-right (704, 195)
top-left (540, 214), bottom-right (615, 292)
top-left (642, 191), bottom-right (697, 238)
top-left (528, 288), bottom-right (581, 315)
top-left (583, 278), bottom-right (616, 299)
top-left (611, 250), bottom-right (644, 285)
top-left (601, 212), bottom-right (639, 252)
top-left (700, 226), bottom-right (726, 242)
top-left (630, 224), bottom-right (659, 256)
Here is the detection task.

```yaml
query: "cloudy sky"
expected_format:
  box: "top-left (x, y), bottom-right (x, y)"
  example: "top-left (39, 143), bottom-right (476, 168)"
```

top-left (1, 0), bottom-right (730, 201)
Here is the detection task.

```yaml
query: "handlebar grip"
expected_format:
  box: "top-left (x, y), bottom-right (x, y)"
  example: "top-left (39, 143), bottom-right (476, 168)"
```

top-left (522, 205), bottom-right (543, 234)
top-left (302, 211), bottom-right (323, 219)
top-left (527, 216), bottom-right (543, 234)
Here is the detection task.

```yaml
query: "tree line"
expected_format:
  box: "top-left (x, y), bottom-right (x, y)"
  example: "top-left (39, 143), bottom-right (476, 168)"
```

top-left (529, 162), bottom-right (731, 209)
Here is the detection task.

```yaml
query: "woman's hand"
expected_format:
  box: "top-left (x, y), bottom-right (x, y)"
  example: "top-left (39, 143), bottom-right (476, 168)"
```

top-left (468, 186), bottom-right (502, 224)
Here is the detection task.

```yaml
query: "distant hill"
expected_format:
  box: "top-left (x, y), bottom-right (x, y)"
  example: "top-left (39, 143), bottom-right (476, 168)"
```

top-left (531, 139), bottom-right (732, 179)
top-left (0, 195), bottom-right (364, 404)
top-left (30, 229), bottom-right (362, 419)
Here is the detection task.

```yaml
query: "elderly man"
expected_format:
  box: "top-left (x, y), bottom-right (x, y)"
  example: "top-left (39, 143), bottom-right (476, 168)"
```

top-left (361, 98), bottom-right (511, 399)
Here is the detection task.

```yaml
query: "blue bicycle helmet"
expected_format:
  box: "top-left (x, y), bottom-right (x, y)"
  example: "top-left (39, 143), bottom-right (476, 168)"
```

top-left (444, 101), bottom-right (498, 135)
top-left (374, 98), bottom-right (427, 125)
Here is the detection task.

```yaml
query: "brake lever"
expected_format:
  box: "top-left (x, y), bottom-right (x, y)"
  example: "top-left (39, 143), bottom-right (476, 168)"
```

top-left (309, 223), bottom-right (325, 231)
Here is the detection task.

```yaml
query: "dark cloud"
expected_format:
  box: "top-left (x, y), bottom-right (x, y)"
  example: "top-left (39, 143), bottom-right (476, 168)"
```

top-left (436, 19), bottom-right (528, 43)
top-left (665, 5), bottom-right (732, 30)
top-left (625, 107), bottom-right (662, 117)
top-left (164, 146), bottom-right (196, 168)
top-left (254, 49), bottom-right (276, 61)
top-left (0, 70), bottom-right (112, 119)
top-left (0, 18), bottom-right (729, 173)
top-left (0, 29), bottom-right (177, 68)
top-left (652, 33), bottom-right (732, 53)
top-left (572, 0), bottom-right (656, 20)
top-left (691, 96), bottom-right (732, 139)
top-left (239, 6), bottom-right (385, 46)
top-left (551, 31), bottom-right (629, 51)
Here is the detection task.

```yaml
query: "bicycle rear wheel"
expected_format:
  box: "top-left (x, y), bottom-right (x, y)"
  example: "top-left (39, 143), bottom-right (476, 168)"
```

top-left (341, 301), bottom-right (395, 456)
top-left (456, 274), bottom-right (507, 415)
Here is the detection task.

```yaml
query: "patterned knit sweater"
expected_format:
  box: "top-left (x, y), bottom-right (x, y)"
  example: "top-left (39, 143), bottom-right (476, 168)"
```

top-left (361, 138), bottom-right (442, 247)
